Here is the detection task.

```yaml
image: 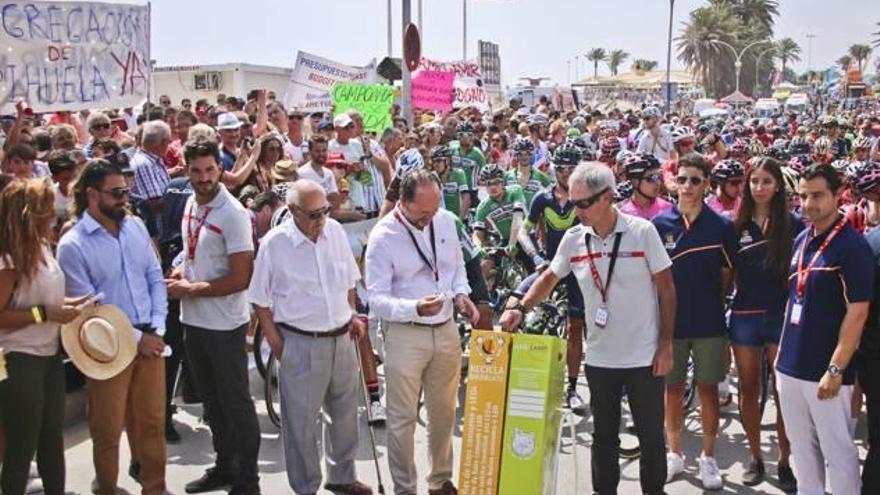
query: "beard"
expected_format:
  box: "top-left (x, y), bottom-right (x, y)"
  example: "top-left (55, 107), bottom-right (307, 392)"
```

top-left (99, 201), bottom-right (127, 222)
top-left (194, 180), bottom-right (220, 198)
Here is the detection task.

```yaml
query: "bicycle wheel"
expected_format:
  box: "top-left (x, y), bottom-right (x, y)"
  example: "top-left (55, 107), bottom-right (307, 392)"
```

top-left (264, 352), bottom-right (281, 429)
top-left (682, 357), bottom-right (697, 411)
top-left (252, 321), bottom-right (269, 379)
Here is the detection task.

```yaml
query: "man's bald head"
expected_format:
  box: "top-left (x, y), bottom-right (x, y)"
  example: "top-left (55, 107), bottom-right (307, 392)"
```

top-left (286, 179), bottom-right (326, 211)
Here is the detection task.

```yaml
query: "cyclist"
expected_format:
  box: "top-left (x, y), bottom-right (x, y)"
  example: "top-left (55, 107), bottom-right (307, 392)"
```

top-left (506, 137), bottom-right (553, 208)
top-left (730, 157), bottom-right (803, 489)
top-left (618, 153), bottom-right (673, 220)
top-left (515, 143), bottom-right (589, 414)
top-left (452, 121), bottom-right (486, 208)
top-left (706, 159), bottom-right (746, 221)
top-left (426, 145), bottom-right (470, 221)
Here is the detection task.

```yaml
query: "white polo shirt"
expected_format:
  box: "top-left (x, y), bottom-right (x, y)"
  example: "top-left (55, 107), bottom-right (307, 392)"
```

top-left (551, 209), bottom-right (672, 368)
top-left (247, 218), bottom-right (359, 332)
top-left (297, 162), bottom-right (338, 194)
top-left (179, 184), bottom-right (255, 331)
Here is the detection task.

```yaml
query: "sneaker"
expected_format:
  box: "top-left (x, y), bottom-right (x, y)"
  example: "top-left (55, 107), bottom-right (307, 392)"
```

top-left (777, 464), bottom-right (797, 493)
top-left (129, 459), bottom-right (142, 484)
top-left (742, 459), bottom-right (765, 486)
top-left (368, 401), bottom-right (387, 426)
top-left (698, 456), bottom-right (723, 490)
top-left (185, 467), bottom-right (235, 493)
top-left (666, 452), bottom-right (685, 483)
top-left (566, 387), bottom-right (588, 417)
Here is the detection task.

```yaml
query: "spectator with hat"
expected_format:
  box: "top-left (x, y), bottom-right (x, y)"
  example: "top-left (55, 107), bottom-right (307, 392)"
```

top-left (0, 178), bottom-right (86, 495)
top-left (330, 112), bottom-right (386, 218)
top-left (57, 159), bottom-right (169, 495)
top-left (216, 112), bottom-right (243, 172)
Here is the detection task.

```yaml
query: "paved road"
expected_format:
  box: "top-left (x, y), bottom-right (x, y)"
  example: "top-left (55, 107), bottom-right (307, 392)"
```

top-left (56, 366), bottom-right (868, 495)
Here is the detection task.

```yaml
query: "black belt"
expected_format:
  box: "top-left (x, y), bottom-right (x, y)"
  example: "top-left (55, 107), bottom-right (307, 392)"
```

top-left (277, 322), bottom-right (348, 338)
top-left (407, 318), bottom-right (452, 329)
top-left (134, 324), bottom-right (154, 333)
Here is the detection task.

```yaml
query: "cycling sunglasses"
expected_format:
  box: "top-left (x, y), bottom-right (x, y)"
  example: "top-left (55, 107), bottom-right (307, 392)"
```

top-left (572, 187), bottom-right (609, 209)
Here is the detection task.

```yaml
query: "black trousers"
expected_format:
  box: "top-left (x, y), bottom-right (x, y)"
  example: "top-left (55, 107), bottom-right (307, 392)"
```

top-left (164, 299), bottom-right (185, 416)
top-left (584, 364), bottom-right (666, 495)
top-left (184, 323), bottom-right (260, 487)
top-left (0, 352), bottom-right (66, 495)
top-left (859, 354), bottom-right (880, 494)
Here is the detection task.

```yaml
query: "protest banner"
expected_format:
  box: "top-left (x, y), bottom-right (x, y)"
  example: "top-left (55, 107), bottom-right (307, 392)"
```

top-left (0, 0), bottom-right (151, 114)
top-left (415, 57), bottom-right (490, 112)
top-left (412, 70), bottom-right (453, 112)
top-left (284, 50), bottom-right (376, 113)
top-left (332, 83), bottom-right (393, 133)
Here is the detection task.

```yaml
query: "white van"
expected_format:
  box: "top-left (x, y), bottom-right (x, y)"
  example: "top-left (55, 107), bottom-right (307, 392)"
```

top-left (785, 93), bottom-right (810, 114)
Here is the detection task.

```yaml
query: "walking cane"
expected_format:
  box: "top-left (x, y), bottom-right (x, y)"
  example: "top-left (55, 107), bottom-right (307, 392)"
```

top-left (354, 329), bottom-right (387, 494)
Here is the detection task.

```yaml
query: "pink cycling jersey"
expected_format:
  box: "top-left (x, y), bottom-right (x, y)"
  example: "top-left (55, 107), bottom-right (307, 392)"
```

top-left (619, 196), bottom-right (673, 220)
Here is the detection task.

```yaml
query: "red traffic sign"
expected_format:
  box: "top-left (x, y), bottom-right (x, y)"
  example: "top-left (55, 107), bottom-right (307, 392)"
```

top-left (403, 23), bottom-right (421, 72)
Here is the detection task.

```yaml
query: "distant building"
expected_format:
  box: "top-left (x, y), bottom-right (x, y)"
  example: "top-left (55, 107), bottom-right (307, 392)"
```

top-left (152, 63), bottom-right (291, 105)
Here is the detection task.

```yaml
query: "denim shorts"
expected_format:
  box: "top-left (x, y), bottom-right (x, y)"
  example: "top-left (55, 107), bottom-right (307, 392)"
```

top-left (729, 311), bottom-right (784, 347)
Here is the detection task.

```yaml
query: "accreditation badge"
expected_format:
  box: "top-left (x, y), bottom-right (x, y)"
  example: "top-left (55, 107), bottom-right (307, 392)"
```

top-left (790, 303), bottom-right (802, 326)
top-left (594, 305), bottom-right (609, 328)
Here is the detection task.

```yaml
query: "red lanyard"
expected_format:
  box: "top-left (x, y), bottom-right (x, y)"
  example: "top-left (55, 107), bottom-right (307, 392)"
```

top-left (394, 211), bottom-right (439, 282)
top-left (585, 232), bottom-right (623, 304)
top-left (795, 217), bottom-right (845, 301)
top-left (186, 205), bottom-right (212, 260)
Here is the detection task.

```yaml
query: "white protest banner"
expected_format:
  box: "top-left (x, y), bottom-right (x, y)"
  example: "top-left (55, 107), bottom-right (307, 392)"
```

top-left (284, 50), bottom-right (376, 113)
top-left (415, 57), bottom-right (489, 112)
top-left (0, 1), bottom-right (150, 114)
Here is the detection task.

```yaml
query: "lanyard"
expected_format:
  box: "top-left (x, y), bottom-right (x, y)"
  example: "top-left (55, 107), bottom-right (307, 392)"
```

top-left (395, 211), bottom-right (439, 282)
top-left (584, 232), bottom-right (623, 304)
top-left (795, 217), bottom-right (845, 301)
top-left (186, 204), bottom-right (212, 261)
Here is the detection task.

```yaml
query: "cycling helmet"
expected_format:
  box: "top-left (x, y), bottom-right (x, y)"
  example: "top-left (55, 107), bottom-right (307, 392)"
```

top-left (789, 136), bottom-right (811, 156)
top-left (551, 143), bottom-right (582, 166)
top-left (820, 115), bottom-right (838, 127)
top-left (394, 148), bottom-right (425, 179)
top-left (830, 159), bottom-right (850, 173)
top-left (853, 136), bottom-right (873, 150)
top-left (456, 121), bottom-right (476, 134)
top-left (528, 113), bottom-right (549, 127)
top-left (813, 136), bottom-right (832, 156)
top-left (566, 127), bottom-right (582, 139)
top-left (853, 161), bottom-right (880, 194)
top-left (571, 116), bottom-right (587, 129)
top-left (623, 153), bottom-right (658, 180)
top-left (711, 159), bottom-right (746, 183)
top-left (747, 139), bottom-right (765, 157)
top-left (642, 106), bottom-right (662, 119)
top-left (615, 149), bottom-right (633, 165)
top-left (600, 137), bottom-right (621, 159)
top-left (429, 145), bottom-right (452, 160)
top-left (780, 166), bottom-right (800, 194)
top-left (788, 154), bottom-right (813, 173)
top-left (479, 163), bottom-right (505, 183)
top-left (512, 137), bottom-right (535, 153)
top-left (728, 139), bottom-right (748, 159)
top-left (671, 126), bottom-right (695, 143)
top-left (613, 180), bottom-right (633, 202)
top-left (568, 136), bottom-right (589, 150)
top-left (844, 203), bottom-right (868, 234)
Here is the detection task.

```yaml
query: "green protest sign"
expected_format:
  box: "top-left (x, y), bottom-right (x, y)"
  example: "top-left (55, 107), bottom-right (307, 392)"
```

top-left (332, 83), bottom-right (394, 133)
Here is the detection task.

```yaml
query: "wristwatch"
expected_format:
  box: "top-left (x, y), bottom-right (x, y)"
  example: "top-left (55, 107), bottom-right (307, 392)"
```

top-left (827, 363), bottom-right (842, 377)
top-left (506, 302), bottom-right (528, 314)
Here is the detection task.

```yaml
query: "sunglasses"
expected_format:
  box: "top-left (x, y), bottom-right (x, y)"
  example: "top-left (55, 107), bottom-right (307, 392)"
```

top-left (98, 187), bottom-right (130, 199)
top-left (555, 165), bottom-right (575, 172)
top-left (572, 187), bottom-right (609, 209)
top-left (642, 171), bottom-right (662, 183)
top-left (674, 176), bottom-right (704, 187)
top-left (678, 139), bottom-right (695, 147)
top-left (295, 204), bottom-right (331, 220)
top-left (92, 123), bottom-right (111, 130)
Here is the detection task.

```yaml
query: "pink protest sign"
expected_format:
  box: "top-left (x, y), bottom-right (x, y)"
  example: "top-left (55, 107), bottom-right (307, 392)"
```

top-left (412, 70), bottom-right (454, 112)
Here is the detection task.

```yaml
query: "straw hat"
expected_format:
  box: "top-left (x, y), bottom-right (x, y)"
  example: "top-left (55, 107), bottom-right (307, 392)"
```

top-left (61, 305), bottom-right (136, 380)
top-left (272, 159), bottom-right (298, 183)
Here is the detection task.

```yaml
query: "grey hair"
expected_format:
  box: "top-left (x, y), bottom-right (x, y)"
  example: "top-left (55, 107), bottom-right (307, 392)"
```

top-left (568, 162), bottom-right (616, 194)
top-left (86, 112), bottom-right (110, 130)
top-left (380, 127), bottom-right (403, 144)
top-left (141, 120), bottom-right (171, 148)
top-left (285, 179), bottom-right (324, 208)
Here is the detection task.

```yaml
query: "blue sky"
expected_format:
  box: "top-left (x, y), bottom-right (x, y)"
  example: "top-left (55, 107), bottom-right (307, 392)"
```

top-left (142, 0), bottom-right (878, 86)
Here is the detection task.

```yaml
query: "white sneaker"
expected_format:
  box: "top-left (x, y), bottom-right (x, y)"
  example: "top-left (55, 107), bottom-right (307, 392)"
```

top-left (368, 400), bottom-right (387, 426)
top-left (699, 455), bottom-right (723, 490)
top-left (666, 451), bottom-right (685, 483)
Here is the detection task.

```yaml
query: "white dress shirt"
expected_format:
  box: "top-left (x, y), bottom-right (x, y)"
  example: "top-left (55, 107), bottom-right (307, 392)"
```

top-left (365, 207), bottom-right (471, 324)
top-left (247, 217), bottom-right (359, 332)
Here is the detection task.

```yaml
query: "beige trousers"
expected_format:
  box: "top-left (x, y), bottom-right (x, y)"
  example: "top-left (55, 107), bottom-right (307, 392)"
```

top-left (384, 320), bottom-right (461, 495)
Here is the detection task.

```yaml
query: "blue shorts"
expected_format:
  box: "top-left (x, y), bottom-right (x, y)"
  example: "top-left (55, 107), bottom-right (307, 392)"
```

top-left (728, 311), bottom-right (784, 347)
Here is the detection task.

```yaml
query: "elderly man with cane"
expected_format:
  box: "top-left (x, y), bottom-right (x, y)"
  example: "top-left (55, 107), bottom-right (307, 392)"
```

top-left (247, 179), bottom-right (373, 495)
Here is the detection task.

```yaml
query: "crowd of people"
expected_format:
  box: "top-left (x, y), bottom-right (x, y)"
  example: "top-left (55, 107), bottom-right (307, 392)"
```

top-left (0, 85), bottom-right (879, 495)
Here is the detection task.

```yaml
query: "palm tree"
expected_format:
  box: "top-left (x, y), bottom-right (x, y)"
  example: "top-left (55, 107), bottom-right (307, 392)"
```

top-left (873, 22), bottom-right (880, 47)
top-left (849, 44), bottom-right (873, 72)
top-left (711, 0), bottom-right (779, 36)
top-left (676, 4), bottom-right (742, 97)
top-left (586, 48), bottom-right (607, 78)
top-left (632, 59), bottom-right (659, 72)
top-left (605, 49), bottom-right (629, 76)
top-left (837, 55), bottom-right (853, 72)
top-left (776, 38), bottom-right (801, 76)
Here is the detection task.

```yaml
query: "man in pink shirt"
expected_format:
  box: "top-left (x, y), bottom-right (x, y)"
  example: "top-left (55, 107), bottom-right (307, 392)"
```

top-left (619, 153), bottom-right (673, 220)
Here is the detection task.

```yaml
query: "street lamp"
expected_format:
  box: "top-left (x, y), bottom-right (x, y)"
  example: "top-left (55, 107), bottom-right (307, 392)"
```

top-left (575, 55), bottom-right (580, 82)
top-left (712, 39), bottom-right (772, 95)
top-left (665, 0), bottom-right (675, 113)
top-left (754, 46), bottom-right (777, 98)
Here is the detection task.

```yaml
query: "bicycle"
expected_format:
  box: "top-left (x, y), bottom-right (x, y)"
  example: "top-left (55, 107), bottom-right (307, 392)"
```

top-left (263, 350), bottom-right (281, 429)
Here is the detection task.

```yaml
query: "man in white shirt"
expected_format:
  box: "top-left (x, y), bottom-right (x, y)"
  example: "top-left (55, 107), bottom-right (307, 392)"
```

top-left (297, 136), bottom-right (339, 198)
top-left (329, 112), bottom-right (389, 218)
top-left (636, 109), bottom-right (675, 162)
top-left (165, 138), bottom-right (261, 495)
top-left (248, 180), bottom-right (372, 495)
top-left (365, 170), bottom-right (479, 495)
top-left (500, 162), bottom-right (676, 495)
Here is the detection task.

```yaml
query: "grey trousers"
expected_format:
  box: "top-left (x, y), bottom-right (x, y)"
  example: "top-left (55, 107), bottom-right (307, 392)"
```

top-left (279, 329), bottom-right (360, 494)
top-left (384, 320), bottom-right (461, 495)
